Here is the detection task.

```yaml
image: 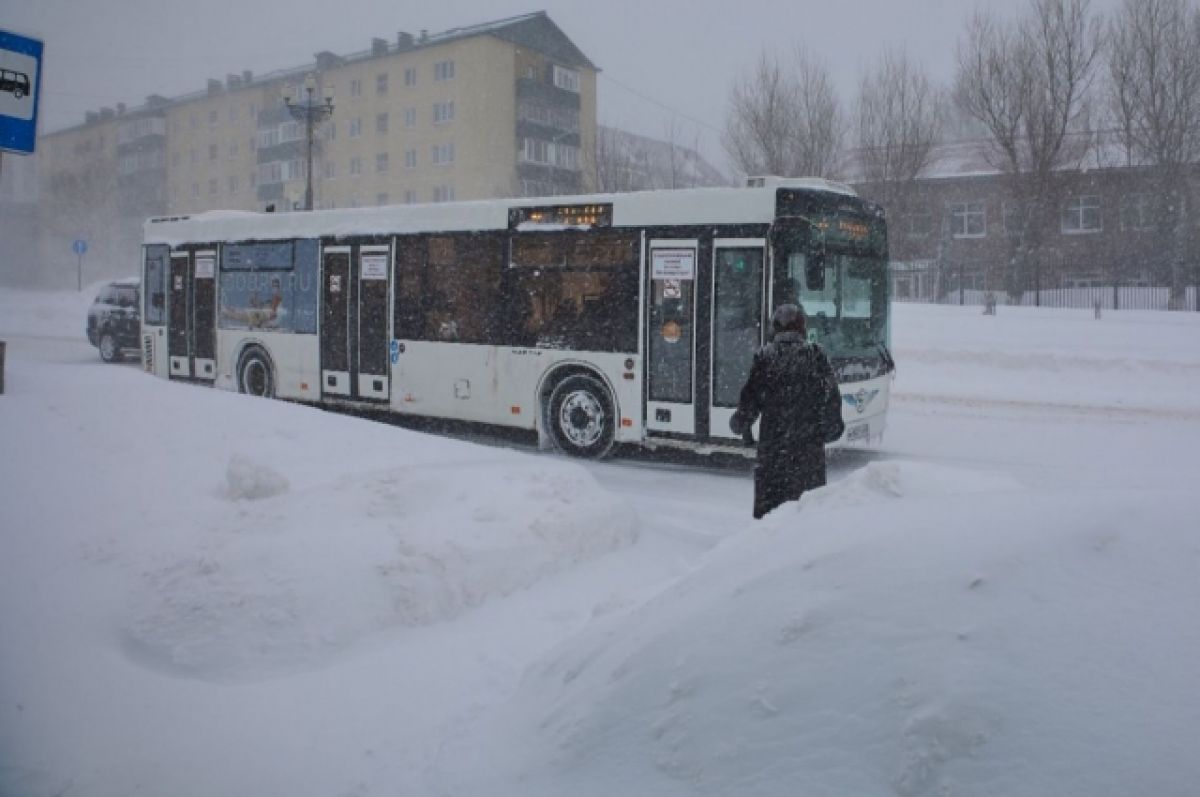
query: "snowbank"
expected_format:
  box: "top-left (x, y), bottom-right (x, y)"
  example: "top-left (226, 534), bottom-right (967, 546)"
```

top-left (451, 462), bottom-right (1200, 796)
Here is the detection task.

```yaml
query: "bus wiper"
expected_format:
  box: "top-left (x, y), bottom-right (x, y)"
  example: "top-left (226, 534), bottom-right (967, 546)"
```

top-left (876, 342), bottom-right (895, 374)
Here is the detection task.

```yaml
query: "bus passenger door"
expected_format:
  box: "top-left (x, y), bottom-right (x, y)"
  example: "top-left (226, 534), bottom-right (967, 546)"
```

top-left (167, 251), bottom-right (191, 378)
top-left (355, 245), bottom-right (391, 401)
top-left (321, 246), bottom-right (352, 397)
top-left (191, 250), bottom-right (217, 381)
top-left (645, 240), bottom-right (698, 436)
top-left (709, 238), bottom-right (766, 441)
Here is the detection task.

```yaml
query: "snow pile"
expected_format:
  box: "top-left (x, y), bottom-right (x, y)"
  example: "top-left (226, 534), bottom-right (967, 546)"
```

top-left (448, 464), bottom-right (1199, 796)
top-left (224, 453), bottom-right (290, 500)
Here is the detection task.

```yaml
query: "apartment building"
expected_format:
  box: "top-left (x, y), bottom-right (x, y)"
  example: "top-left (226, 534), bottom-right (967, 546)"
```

top-left (156, 11), bottom-right (596, 214)
top-left (34, 11), bottom-right (597, 284)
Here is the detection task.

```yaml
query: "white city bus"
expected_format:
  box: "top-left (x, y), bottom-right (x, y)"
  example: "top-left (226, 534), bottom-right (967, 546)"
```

top-left (140, 177), bottom-right (893, 458)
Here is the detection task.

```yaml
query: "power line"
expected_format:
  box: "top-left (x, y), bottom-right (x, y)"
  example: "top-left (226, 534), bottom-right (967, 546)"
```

top-left (599, 72), bottom-right (724, 137)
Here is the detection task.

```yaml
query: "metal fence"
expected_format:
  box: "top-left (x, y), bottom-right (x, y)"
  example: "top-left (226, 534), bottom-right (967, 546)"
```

top-left (890, 263), bottom-right (1200, 311)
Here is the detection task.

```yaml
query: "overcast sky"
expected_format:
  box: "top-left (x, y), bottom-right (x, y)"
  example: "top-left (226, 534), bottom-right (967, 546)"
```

top-left (6, 0), bottom-right (1120, 170)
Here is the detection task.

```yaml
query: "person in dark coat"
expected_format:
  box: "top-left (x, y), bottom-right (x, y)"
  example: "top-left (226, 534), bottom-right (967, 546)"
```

top-left (730, 303), bottom-right (840, 519)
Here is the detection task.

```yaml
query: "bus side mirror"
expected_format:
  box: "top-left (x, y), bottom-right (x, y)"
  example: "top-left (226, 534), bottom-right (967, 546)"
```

top-left (806, 251), bottom-right (826, 291)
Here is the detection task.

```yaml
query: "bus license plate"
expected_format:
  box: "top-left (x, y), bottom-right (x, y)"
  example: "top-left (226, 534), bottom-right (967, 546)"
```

top-left (846, 423), bottom-right (869, 442)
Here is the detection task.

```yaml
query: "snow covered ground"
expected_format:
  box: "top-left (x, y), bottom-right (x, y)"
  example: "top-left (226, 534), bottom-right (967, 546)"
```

top-left (2, 292), bottom-right (1199, 796)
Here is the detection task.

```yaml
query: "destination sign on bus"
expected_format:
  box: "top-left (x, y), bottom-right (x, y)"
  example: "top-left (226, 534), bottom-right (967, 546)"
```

top-left (809, 215), bottom-right (884, 249)
top-left (510, 203), bottom-right (612, 229)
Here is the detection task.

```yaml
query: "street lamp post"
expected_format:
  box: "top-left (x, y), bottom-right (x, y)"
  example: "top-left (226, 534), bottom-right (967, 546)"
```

top-left (283, 74), bottom-right (334, 211)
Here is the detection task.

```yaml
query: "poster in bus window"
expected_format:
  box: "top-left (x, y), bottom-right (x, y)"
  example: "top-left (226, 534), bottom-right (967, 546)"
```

top-left (361, 254), bottom-right (388, 280)
top-left (195, 256), bottom-right (215, 279)
top-left (651, 249), bottom-right (696, 280)
top-left (218, 241), bottom-right (318, 333)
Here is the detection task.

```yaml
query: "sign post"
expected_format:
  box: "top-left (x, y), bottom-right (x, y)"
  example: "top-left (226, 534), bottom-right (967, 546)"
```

top-left (73, 239), bottom-right (87, 292)
top-left (0, 29), bottom-right (44, 156)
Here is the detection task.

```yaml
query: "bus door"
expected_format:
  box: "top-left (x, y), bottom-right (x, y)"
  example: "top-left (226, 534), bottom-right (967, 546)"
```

top-left (192, 250), bottom-right (217, 381)
top-left (709, 238), bottom-right (767, 441)
top-left (320, 243), bottom-right (391, 401)
top-left (645, 240), bottom-right (698, 435)
top-left (168, 249), bottom-right (218, 381)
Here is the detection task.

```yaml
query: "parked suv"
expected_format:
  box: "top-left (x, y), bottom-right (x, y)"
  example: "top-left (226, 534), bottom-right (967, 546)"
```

top-left (87, 279), bottom-right (141, 363)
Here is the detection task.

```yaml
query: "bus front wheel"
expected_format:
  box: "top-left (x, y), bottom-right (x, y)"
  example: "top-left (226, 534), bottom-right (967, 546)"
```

top-left (547, 374), bottom-right (615, 459)
top-left (237, 347), bottom-right (275, 398)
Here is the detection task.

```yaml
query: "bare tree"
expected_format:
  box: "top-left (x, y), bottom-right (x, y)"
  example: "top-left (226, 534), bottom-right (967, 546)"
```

top-left (956, 0), bottom-right (1101, 298)
top-left (855, 48), bottom-right (946, 223)
top-left (723, 48), bottom-right (844, 179)
top-left (593, 125), bottom-right (642, 193)
top-left (1106, 0), bottom-right (1200, 305)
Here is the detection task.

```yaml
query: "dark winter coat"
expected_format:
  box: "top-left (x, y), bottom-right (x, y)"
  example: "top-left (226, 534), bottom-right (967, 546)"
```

top-left (730, 331), bottom-right (839, 519)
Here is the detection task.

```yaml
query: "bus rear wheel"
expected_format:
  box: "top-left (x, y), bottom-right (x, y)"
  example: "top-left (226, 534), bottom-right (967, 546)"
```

top-left (237, 347), bottom-right (275, 398)
top-left (547, 374), bottom-right (615, 459)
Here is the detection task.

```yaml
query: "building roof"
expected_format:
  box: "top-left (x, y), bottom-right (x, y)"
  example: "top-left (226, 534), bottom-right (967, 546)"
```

top-left (842, 130), bottom-right (1166, 185)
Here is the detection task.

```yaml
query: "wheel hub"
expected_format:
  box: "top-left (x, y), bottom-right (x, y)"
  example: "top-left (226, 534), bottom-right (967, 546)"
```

top-left (559, 390), bottom-right (604, 447)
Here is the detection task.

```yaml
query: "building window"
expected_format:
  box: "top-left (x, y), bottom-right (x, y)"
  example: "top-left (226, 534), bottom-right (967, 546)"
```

top-left (249, 171), bottom-right (257, 188)
top-left (433, 185), bottom-right (455, 202)
top-left (325, 121), bottom-right (337, 140)
top-left (249, 103), bottom-right (258, 122)
top-left (434, 60), bottom-right (455, 81)
top-left (376, 153), bottom-right (389, 174)
top-left (228, 141), bottom-right (239, 159)
top-left (172, 151), bottom-right (180, 167)
top-left (323, 160), bottom-right (336, 180)
top-left (208, 178), bottom-right (218, 196)
top-left (404, 66), bottom-right (416, 86)
top-left (404, 148), bottom-right (417, 169)
top-left (1120, 193), bottom-right (1154, 231)
top-left (349, 157), bottom-right (362, 176)
top-left (208, 109), bottom-right (218, 126)
top-left (404, 190), bottom-right (417, 204)
top-left (209, 143), bottom-right (218, 161)
top-left (228, 175), bottom-right (239, 194)
top-left (519, 137), bottom-right (550, 165)
top-left (552, 65), bottom-right (580, 93)
top-left (376, 112), bottom-right (389, 134)
top-left (349, 117), bottom-right (362, 138)
top-left (190, 149), bottom-right (198, 165)
top-left (1062, 195), bottom-right (1101, 234)
top-left (404, 107), bottom-right (416, 127)
top-left (376, 72), bottom-right (388, 96)
top-left (433, 101), bottom-right (455, 124)
top-left (190, 114), bottom-right (198, 129)
top-left (949, 201), bottom-right (986, 238)
top-left (376, 193), bottom-right (389, 206)
top-left (350, 78), bottom-right (362, 97)
top-left (432, 142), bottom-right (455, 166)
top-left (191, 182), bottom-right (199, 197)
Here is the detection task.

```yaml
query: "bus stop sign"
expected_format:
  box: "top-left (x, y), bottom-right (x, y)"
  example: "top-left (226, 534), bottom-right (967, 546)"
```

top-left (0, 29), bottom-right (43, 155)
top-left (73, 239), bottom-right (87, 256)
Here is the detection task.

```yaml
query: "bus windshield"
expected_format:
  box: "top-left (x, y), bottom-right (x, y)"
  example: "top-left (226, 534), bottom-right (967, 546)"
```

top-left (772, 224), bottom-right (890, 373)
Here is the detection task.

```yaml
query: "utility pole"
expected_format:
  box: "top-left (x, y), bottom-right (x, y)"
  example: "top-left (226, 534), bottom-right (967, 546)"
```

top-left (283, 74), bottom-right (334, 211)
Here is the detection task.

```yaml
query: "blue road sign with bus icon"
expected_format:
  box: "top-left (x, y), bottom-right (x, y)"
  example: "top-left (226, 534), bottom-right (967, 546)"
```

top-left (0, 29), bottom-right (43, 155)
top-left (73, 239), bottom-right (88, 256)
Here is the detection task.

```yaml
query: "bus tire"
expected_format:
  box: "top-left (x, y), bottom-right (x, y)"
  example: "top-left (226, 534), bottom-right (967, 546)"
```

top-left (547, 373), bottom-right (615, 459)
top-left (237, 346), bottom-right (275, 398)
